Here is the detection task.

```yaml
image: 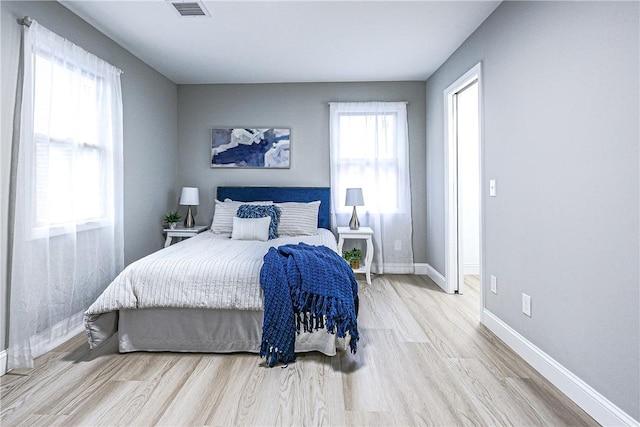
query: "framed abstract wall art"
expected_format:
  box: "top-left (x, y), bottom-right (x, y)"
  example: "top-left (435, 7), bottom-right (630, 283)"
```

top-left (211, 128), bottom-right (290, 168)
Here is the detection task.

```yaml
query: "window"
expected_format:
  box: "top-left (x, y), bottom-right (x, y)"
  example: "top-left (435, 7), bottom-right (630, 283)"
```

top-left (30, 47), bottom-right (114, 231)
top-left (330, 102), bottom-right (410, 214)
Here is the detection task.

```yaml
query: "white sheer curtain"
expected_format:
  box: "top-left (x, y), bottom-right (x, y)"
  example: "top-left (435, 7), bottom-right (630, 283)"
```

top-left (8, 21), bottom-right (124, 369)
top-left (329, 102), bottom-right (414, 274)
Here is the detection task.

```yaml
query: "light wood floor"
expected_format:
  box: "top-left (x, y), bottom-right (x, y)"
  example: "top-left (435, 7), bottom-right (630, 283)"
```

top-left (1, 274), bottom-right (597, 426)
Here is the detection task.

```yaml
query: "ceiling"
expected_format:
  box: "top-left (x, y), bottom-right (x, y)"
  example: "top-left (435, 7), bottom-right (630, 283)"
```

top-left (60, 1), bottom-right (501, 85)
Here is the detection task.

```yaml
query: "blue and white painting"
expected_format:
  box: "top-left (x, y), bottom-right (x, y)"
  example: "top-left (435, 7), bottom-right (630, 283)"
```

top-left (211, 128), bottom-right (290, 168)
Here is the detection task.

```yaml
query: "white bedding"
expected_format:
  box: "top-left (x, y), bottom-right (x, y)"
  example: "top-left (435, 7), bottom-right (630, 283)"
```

top-left (84, 229), bottom-right (338, 349)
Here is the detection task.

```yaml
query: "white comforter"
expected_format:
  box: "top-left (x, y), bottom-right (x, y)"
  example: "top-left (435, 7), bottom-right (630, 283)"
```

top-left (84, 229), bottom-right (337, 348)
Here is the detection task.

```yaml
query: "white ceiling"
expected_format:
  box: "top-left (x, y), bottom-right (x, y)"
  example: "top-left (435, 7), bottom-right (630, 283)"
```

top-left (60, 1), bottom-right (501, 84)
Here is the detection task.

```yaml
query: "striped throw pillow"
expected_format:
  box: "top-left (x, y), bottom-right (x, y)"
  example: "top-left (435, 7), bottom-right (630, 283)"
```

top-left (275, 201), bottom-right (320, 236)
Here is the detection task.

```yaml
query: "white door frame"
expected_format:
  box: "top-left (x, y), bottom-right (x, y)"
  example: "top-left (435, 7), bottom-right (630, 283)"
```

top-left (443, 62), bottom-right (484, 312)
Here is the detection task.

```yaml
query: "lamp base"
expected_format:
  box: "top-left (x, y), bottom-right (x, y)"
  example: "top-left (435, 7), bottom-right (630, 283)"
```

top-left (184, 206), bottom-right (195, 228)
top-left (349, 206), bottom-right (360, 230)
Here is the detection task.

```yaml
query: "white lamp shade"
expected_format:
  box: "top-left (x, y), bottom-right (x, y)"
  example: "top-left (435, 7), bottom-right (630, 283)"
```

top-left (179, 187), bottom-right (200, 206)
top-left (345, 188), bottom-right (364, 206)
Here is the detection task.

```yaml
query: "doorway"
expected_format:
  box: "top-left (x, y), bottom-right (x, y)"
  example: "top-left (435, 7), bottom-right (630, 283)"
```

top-left (443, 62), bottom-right (483, 316)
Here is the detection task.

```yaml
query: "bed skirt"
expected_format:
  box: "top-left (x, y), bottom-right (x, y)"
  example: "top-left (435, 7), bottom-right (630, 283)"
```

top-left (118, 307), bottom-right (343, 356)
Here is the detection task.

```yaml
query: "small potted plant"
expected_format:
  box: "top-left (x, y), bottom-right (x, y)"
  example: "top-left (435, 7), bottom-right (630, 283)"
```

top-left (343, 248), bottom-right (363, 270)
top-left (164, 211), bottom-right (181, 229)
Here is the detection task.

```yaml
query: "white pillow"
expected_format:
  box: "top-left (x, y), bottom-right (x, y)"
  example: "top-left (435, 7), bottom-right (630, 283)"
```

top-left (231, 216), bottom-right (270, 241)
top-left (275, 201), bottom-right (320, 236)
top-left (210, 199), bottom-right (272, 234)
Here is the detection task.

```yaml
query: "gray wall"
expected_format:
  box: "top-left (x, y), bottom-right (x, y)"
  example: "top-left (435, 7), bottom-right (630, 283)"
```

top-left (425, 1), bottom-right (639, 418)
top-left (1, 1), bottom-right (178, 350)
top-left (177, 82), bottom-right (427, 262)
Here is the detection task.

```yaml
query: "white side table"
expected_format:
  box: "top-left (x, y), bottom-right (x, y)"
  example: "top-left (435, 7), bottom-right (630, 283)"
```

top-left (337, 226), bottom-right (374, 285)
top-left (164, 225), bottom-right (209, 248)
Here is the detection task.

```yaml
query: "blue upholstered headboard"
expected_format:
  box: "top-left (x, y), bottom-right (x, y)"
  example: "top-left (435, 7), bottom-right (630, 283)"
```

top-left (216, 186), bottom-right (331, 229)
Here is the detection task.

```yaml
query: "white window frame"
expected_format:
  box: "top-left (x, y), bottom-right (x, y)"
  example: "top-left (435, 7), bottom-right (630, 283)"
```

top-left (330, 103), bottom-right (409, 215)
top-left (28, 47), bottom-right (113, 238)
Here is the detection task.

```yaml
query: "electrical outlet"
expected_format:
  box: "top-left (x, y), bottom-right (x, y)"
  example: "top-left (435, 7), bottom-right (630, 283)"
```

top-left (490, 275), bottom-right (497, 294)
top-left (522, 293), bottom-right (531, 317)
top-left (489, 179), bottom-right (497, 197)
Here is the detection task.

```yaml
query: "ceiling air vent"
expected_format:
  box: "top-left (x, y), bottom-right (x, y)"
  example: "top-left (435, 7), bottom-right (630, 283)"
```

top-left (171, 1), bottom-right (210, 17)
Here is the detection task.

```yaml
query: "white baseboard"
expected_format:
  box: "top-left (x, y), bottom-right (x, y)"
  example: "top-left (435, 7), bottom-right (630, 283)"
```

top-left (418, 263), bottom-right (446, 292)
top-left (378, 263), bottom-right (415, 274)
top-left (414, 263), bottom-right (429, 275)
top-left (2, 311), bottom-right (84, 374)
top-left (30, 312), bottom-right (85, 361)
top-left (483, 309), bottom-right (639, 427)
top-left (0, 350), bottom-right (6, 376)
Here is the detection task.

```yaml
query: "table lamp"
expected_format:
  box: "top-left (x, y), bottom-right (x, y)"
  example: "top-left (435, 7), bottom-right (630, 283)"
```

top-left (345, 187), bottom-right (364, 230)
top-left (180, 187), bottom-right (199, 228)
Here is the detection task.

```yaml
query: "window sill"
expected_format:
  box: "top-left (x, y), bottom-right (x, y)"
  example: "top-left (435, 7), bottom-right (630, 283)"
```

top-left (29, 218), bottom-right (112, 240)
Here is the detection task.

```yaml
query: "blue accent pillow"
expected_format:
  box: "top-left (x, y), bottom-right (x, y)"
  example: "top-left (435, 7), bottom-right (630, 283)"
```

top-left (236, 204), bottom-right (281, 240)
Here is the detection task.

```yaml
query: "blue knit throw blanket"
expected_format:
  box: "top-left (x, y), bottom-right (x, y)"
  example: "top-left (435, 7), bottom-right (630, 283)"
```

top-left (259, 243), bottom-right (359, 367)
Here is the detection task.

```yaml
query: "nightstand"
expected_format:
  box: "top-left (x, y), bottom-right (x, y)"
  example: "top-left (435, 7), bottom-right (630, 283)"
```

top-left (337, 226), bottom-right (374, 284)
top-left (164, 225), bottom-right (209, 248)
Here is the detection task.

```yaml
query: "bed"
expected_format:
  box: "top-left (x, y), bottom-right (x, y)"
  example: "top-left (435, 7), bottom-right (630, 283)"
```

top-left (85, 186), bottom-right (348, 356)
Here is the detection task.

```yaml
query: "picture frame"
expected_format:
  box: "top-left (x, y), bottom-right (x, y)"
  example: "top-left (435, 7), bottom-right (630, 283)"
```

top-left (211, 128), bottom-right (290, 168)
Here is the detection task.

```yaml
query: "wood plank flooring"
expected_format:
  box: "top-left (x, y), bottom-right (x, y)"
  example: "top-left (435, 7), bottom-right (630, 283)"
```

top-left (1, 274), bottom-right (598, 426)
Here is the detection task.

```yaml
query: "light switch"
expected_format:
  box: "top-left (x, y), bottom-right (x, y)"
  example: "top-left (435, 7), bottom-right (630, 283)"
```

top-left (522, 293), bottom-right (531, 317)
top-left (489, 180), bottom-right (497, 197)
